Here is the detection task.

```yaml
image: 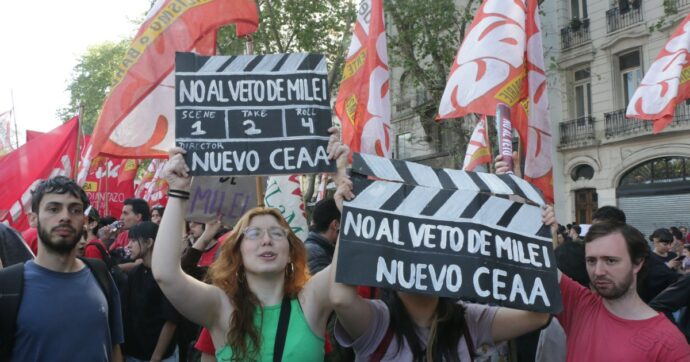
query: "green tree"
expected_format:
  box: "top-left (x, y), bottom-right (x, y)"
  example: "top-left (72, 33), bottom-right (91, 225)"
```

top-left (217, 0), bottom-right (357, 94)
top-left (58, 40), bottom-right (131, 135)
top-left (387, 0), bottom-right (480, 165)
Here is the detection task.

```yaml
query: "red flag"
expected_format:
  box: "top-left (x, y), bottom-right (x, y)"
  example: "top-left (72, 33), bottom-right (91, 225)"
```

top-left (25, 130), bottom-right (44, 142)
top-left (438, 0), bottom-right (553, 203)
top-left (116, 159), bottom-right (140, 185)
top-left (626, 13), bottom-right (690, 133)
top-left (79, 0), bottom-right (259, 184)
top-left (335, 0), bottom-right (391, 158)
top-left (0, 117), bottom-right (79, 231)
top-left (83, 157), bottom-right (136, 219)
top-left (462, 116), bottom-right (491, 171)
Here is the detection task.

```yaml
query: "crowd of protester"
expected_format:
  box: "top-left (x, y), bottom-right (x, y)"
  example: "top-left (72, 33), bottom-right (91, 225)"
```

top-left (1, 134), bottom-right (690, 361)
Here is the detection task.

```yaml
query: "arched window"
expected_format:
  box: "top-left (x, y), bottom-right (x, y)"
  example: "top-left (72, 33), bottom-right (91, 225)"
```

top-left (571, 164), bottom-right (594, 181)
top-left (619, 157), bottom-right (690, 186)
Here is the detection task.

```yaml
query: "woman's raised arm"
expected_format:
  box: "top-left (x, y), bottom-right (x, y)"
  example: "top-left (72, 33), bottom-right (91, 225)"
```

top-left (152, 148), bottom-right (227, 329)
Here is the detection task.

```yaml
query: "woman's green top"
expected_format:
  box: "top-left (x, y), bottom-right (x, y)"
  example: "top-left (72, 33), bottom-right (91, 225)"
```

top-left (215, 298), bottom-right (324, 361)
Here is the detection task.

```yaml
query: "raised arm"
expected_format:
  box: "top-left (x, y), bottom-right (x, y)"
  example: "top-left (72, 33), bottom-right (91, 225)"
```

top-left (152, 148), bottom-right (227, 329)
top-left (301, 128), bottom-right (349, 334)
top-left (490, 307), bottom-right (550, 343)
top-left (328, 172), bottom-right (373, 340)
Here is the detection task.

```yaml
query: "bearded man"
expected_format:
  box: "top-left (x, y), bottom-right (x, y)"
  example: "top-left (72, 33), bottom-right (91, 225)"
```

top-left (0, 176), bottom-right (124, 361)
top-left (557, 222), bottom-right (690, 361)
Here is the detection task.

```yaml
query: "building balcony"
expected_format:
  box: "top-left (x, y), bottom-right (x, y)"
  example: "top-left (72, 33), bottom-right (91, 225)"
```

top-left (606, 3), bottom-right (642, 33)
top-left (561, 19), bottom-right (590, 49)
top-left (559, 116), bottom-right (595, 149)
top-left (667, 0), bottom-right (690, 14)
top-left (604, 103), bottom-right (690, 139)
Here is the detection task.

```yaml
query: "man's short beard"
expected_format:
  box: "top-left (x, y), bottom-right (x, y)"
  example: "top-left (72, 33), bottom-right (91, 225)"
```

top-left (37, 221), bottom-right (81, 255)
top-left (593, 271), bottom-right (635, 300)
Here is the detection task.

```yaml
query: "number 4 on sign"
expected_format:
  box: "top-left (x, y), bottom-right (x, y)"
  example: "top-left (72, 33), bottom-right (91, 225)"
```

top-left (191, 121), bottom-right (207, 136)
top-left (302, 117), bottom-right (314, 134)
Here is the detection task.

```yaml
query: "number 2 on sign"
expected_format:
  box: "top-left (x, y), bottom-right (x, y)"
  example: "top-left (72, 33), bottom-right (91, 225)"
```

top-left (243, 120), bottom-right (262, 136)
top-left (301, 117), bottom-right (314, 134)
top-left (191, 121), bottom-right (206, 136)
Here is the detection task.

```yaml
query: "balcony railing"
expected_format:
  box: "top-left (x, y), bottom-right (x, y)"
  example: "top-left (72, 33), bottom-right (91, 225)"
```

top-left (561, 19), bottom-right (591, 49)
top-left (606, 5), bottom-right (642, 33)
top-left (604, 103), bottom-right (690, 138)
top-left (560, 116), bottom-right (595, 147)
top-left (667, 0), bottom-right (690, 13)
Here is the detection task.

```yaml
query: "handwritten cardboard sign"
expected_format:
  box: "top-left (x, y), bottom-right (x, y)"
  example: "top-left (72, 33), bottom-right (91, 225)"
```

top-left (175, 52), bottom-right (335, 176)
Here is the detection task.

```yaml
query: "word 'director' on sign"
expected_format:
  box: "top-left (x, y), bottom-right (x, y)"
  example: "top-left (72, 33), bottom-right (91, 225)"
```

top-left (335, 154), bottom-right (561, 313)
top-left (186, 176), bottom-right (257, 227)
top-left (175, 52), bottom-right (336, 176)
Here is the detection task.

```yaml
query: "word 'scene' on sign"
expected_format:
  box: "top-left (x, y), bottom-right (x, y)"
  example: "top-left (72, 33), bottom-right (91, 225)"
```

top-left (186, 176), bottom-right (257, 227)
top-left (175, 52), bottom-right (336, 176)
top-left (335, 153), bottom-right (562, 313)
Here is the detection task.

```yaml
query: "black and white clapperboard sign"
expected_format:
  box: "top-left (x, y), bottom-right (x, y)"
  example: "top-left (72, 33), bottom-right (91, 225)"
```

top-left (335, 153), bottom-right (562, 313)
top-left (175, 52), bottom-right (336, 176)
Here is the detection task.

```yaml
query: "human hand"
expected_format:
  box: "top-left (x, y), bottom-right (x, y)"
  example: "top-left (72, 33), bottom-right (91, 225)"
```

top-left (327, 126), bottom-right (350, 182)
top-left (333, 176), bottom-right (354, 213)
top-left (494, 151), bottom-right (521, 177)
top-left (541, 204), bottom-right (558, 237)
top-left (164, 147), bottom-right (191, 192)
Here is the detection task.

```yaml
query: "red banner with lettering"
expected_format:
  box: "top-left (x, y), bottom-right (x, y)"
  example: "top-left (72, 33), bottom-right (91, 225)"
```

top-left (78, 0), bottom-right (259, 185)
top-left (335, 0), bottom-right (391, 158)
top-left (83, 157), bottom-right (137, 219)
top-left (0, 117), bottom-right (79, 231)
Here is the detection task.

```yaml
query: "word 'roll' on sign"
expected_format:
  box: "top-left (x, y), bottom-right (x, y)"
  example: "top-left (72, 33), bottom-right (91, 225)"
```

top-left (336, 153), bottom-right (562, 313)
top-left (175, 52), bottom-right (335, 176)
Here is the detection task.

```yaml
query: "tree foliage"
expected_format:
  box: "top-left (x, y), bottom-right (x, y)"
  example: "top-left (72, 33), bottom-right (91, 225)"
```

top-left (58, 40), bottom-right (130, 135)
top-left (386, 0), bottom-right (480, 164)
top-left (216, 0), bottom-right (357, 94)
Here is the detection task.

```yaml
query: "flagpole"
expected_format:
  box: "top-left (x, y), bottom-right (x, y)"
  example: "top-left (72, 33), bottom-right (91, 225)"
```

top-left (481, 115), bottom-right (494, 174)
top-left (74, 104), bottom-right (83, 180)
top-left (10, 89), bottom-right (18, 148)
top-left (245, 35), bottom-right (265, 207)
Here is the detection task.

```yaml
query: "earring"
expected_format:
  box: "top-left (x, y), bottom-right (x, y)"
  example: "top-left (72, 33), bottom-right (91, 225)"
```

top-left (286, 262), bottom-right (294, 276)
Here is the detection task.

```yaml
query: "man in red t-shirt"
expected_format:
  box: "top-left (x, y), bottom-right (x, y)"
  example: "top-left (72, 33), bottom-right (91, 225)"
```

top-left (557, 222), bottom-right (690, 361)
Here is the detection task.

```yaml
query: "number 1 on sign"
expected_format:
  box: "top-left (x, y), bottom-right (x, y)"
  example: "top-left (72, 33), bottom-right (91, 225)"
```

top-left (301, 117), bottom-right (314, 134)
top-left (191, 121), bottom-right (206, 136)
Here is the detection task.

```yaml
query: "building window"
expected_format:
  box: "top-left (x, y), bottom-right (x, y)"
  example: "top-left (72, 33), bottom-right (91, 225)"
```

top-left (571, 0), bottom-right (588, 19)
top-left (396, 132), bottom-right (413, 160)
top-left (573, 67), bottom-right (592, 119)
top-left (619, 157), bottom-right (690, 186)
top-left (619, 50), bottom-right (642, 108)
top-left (571, 164), bottom-right (595, 181)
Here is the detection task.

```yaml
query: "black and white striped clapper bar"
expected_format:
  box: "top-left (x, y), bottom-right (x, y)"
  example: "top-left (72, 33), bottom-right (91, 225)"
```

top-left (336, 153), bottom-right (562, 313)
top-left (175, 52), bottom-right (335, 177)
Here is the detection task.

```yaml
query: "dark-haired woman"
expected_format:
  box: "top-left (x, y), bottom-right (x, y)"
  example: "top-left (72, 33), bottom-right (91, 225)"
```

top-left (122, 221), bottom-right (180, 362)
top-left (329, 177), bottom-right (553, 362)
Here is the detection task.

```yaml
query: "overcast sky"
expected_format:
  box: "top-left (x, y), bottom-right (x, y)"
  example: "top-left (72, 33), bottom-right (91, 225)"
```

top-left (0, 0), bottom-right (149, 141)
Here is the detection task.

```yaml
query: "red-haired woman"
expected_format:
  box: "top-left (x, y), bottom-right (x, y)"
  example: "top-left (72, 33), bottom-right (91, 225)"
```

top-left (152, 135), bottom-right (347, 361)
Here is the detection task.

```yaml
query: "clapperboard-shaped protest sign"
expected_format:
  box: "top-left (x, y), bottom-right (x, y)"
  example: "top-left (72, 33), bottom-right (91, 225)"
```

top-left (186, 176), bottom-right (257, 227)
top-left (175, 52), bottom-right (336, 176)
top-left (335, 153), bottom-right (562, 313)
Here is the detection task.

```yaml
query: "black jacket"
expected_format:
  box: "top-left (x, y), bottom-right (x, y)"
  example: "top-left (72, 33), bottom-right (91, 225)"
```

top-left (649, 273), bottom-right (690, 343)
top-left (304, 231), bottom-right (335, 274)
top-left (0, 224), bottom-right (33, 268)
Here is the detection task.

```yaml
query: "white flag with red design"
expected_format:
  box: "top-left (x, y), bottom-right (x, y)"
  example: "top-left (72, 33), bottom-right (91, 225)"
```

top-left (626, 13), bottom-right (690, 133)
top-left (134, 159), bottom-right (169, 206)
top-left (263, 175), bottom-right (309, 241)
top-left (462, 116), bottom-right (491, 171)
top-left (334, 0), bottom-right (391, 158)
top-left (438, 0), bottom-right (553, 203)
top-left (78, 0), bottom-right (259, 185)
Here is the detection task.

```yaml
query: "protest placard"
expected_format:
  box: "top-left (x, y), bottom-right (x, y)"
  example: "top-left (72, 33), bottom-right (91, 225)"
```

top-left (336, 153), bottom-right (561, 313)
top-left (186, 176), bottom-right (257, 227)
top-left (175, 52), bottom-right (335, 176)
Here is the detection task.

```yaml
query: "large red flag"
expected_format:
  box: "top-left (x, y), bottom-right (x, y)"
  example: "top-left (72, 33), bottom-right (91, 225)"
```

top-left (335, 0), bottom-right (391, 158)
top-left (626, 13), bottom-right (690, 133)
top-left (83, 157), bottom-right (137, 219)
top-left (0, 117), bottom-right (79, 231)
top-left (79, 0), bottom-right (259, 184)
top-left (438, 0), bottom-right (553, 203)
